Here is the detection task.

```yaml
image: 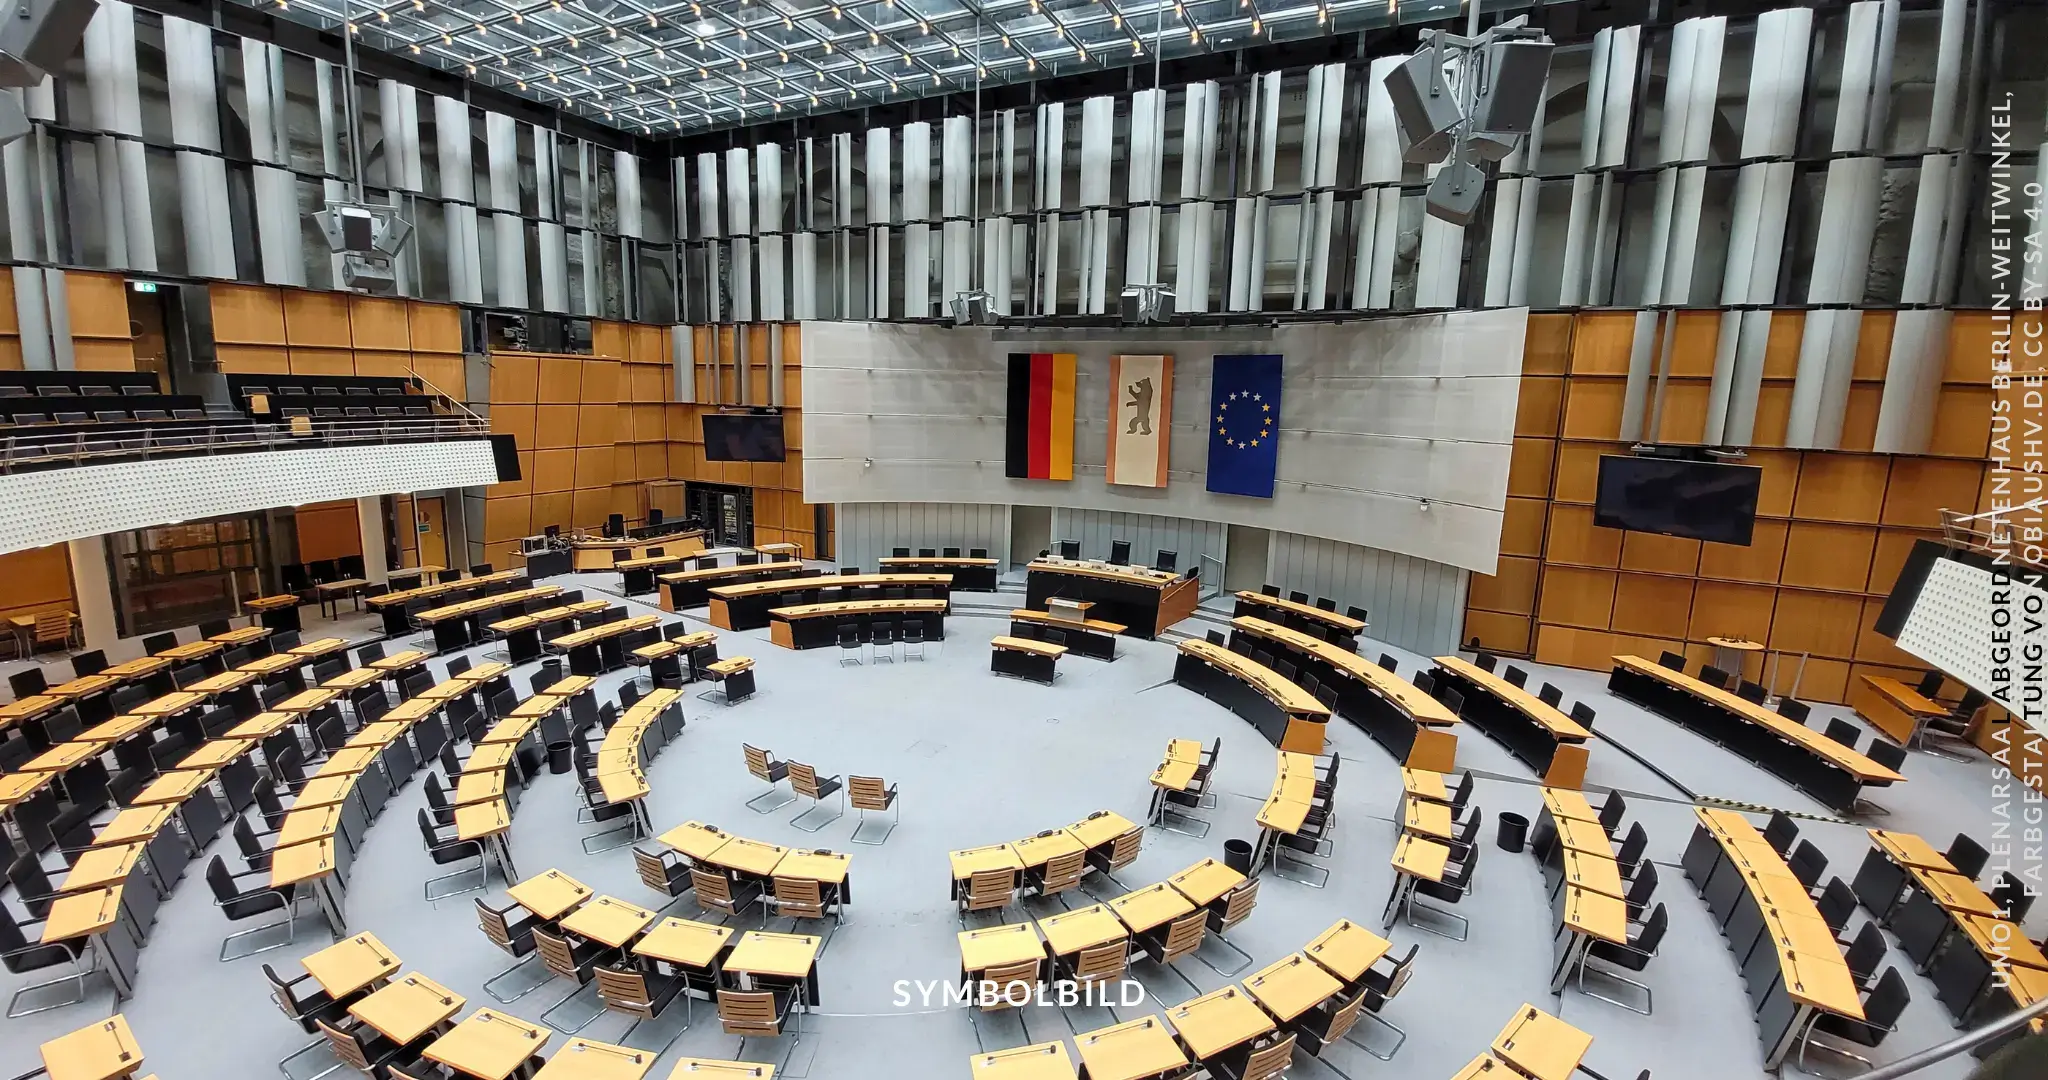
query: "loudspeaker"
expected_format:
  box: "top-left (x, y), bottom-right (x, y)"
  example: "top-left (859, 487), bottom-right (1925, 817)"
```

top-left (489, 434), bottom-right (521, 483)
top-left (1470, 39), bottom-right (1555, 143)
top-left (341, 257), bottom-right (396, 293)
top-left (1424, 162), bottom-right (1487, 227)
top-left (1386, 47), bottom-right (1463, 164)
top-left (0, 0), bottom-right (98, 84)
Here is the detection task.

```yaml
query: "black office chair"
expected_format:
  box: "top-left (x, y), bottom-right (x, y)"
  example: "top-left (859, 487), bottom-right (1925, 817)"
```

top-left (1377, 653), bottom-right (1398, 673)
top-left (1736, 680), bottom-right (1768, 704)
top-left (1914, 670), bottom-right (1945, 699)
top-left (1569, 702), bottom-right (1596, 730)
top-left (1205, 630), bottom-right (1226, 647)
top-left (1623, 860), bottom-right (1658, 922)
top-left (1777, 698), bottom-right (1812, 724)
top-left (69, 650), bottom-right (108, 678)
top-left (1614, 823), bottom-right (1649, 879)
top-left (1287, 590), bottom-right (1309, 605)
top-left (1697, 664), bottom-right (1733, 690)
top-left (1800, 967), bottom-right (1909, 1070)
top-left (917, 548), bottom-right (937, 558)
top-left (1817, 877), bottom-right (1857, 941)
top-left (1409, 843), bottom-right (1480, 941)
top-left (1992, 872), bottom-right (2034, 922)
top-left (8, 667), bottom-right (46, 699)
top-left (1412, 670), bottom-right (1434, 696)
top-left (838, 625), bottom-right (863, 666)
top-left (1657, 651), bottom-right (1687, 671)
top-left (1823, 718), bottom-right (1861, 749)
top-left (1787, 841), bottom-right (1829, 894)
top-left (417, 810), bottom-right (486, 901)
top-left (0, 898), bottom-right (90, 1017)
top-left (1764, 811), bottom-right (1799, 856)
top-left (206, 854), bottom-right (299, 960)
top-left (891, 547), bottom-right (910, 558)
top-left (1946, 834), bottom-right (1990, 880)
top-left (1504, 666), bottom-right (1528, 688)
top-left (942, 547), bottom-right (961, 558)
top-left (140, 631), bottom-right (179, 654)
top-left (1346, 606), bottom-right (1368, 624)
top-left (1579, 902), bottom-right (1666, 1015)
top-left (1843, 921), bottom-right (1888, 991)
top-left (1537, 683), bottom-right (1563, 708)
top-left (1154, 550), bottom-right (1177, 573)
top-left (1598, 791), bottom-right (1628, 838)
top-left (1108, 540), bottom-right (1131, 566)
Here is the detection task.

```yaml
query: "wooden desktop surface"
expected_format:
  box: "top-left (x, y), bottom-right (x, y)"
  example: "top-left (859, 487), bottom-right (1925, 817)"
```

top-left (1490, 1005), bottom-right (1594, 1080)
top-left (1166, 859), bottom-right (1246, 908)
top-left (530, 1037), bottom-right (656, 1080)
top-left (1176, 637), bottom-right (1328, 716)
top-left (724, 931), bottom-right (822, 979)
top-left (1693, 808), bottom-right (1864, 1017)
top-left (1435, 655), bottom-right (1593, 740)
top-left (301, 932), bottom-right (402, 998)
top-left (424, 1009), bottom-right (554, 1080)
top-left (992, 635), bottom-right (1067, 658)
top-left (550, 615), bottom-right (661, 649)
top-left (1234, 616), bottom-right (1459, 725)
top-left (1106, 882), bottom-right (1194, 934)
top-left (1027, 558), bottom-right (1182, 589)
top-left (1036, 904), bottom-right (1127, 956)
top-left (711, 573), bottom-right (953, 599)
top-left (1234, 590), bottom-right (1366, 631)
top-left (1303, 919), bottom-right (1392, 982)
top-left (769, 598), bottom-right (949, 621)
top-left (1616, 656), bottom-right (1906, 782)
top-left (349, 972), bottom-right (464, 1045)
top-left (1071, 1015), bottom-right (1189, 1080)
top-left (416, 585), bottom-right (562, 624)
top-left (1065, 810), bottom-right (1139, 849)
top-left (632, 917), bottom-right (735, 969)
top-left (507, 869), bottom-right (594, 921)
top-left (560, 896), bottom-right (657, 948)
top-left (39, 1015), bottom-right (143, 1080)
top-left (1167, 984), bottom-right (1276, 1060)
top-left (969, 1041), bottom-right (1075, 1080)
top-left (958, 922), bottom-right (1047, 972)
top-left (1243, 952), bottom-right (1343, 1022)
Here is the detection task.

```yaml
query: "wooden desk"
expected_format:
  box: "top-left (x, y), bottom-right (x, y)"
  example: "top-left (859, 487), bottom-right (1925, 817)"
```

top-left (1869, 829), bottom-right (1956, 872)
top-left (531, 1038), bottom-right (656, 1079)
top-left (566, 530), bottom-right (706, 572)
top-left (1303, 919), bottom-right (1392, 983)
top-left (507, 869), bottom-right (593, 921)
top-left (1612, 655), bottom-right (1904, 812)
top-left (76, 714), bottom-right (154, 743)
top-left (708, 836), bottom-right (788, 879)
top-left (0, 693), bottom-right (62, 729)
top-left (1490, 1005), bottom-right (1593, 1080)
top-left (1851, 674), bottom-right (1949, 747)
top-left (1065, 810), bottom-right (1139, 852)
top-left (1434, 655), bottom-right (1592, 788)
top-left (1166, 859), bottom-right (1247, 909)
top-left (1025, 557), bottom-right (1199, 639)
top-left (958, 922), bottom-right (1046, 975)
top-left (969, 1041), bottom-right (1075, 1080)
top-left (1544, 788), bottom-right (1601, 825)
top-left (1037, 904), bottom-right (1128, 958)
top-left (350, 972), bottom-right (464, 1045)
top-left (725, 931), bottom-right (822, 981)
top-left (42, 887), bottom-right (124, 944)
top-left (60, 842), bottom-right (148, 893)
top-left (880, 555), bottom-right (1000, 591)
top-left (1072, 1015), bottom-right (1190, 1080)
top-left (1167, 984), bottom-right (1276, 1062)
top-left (245, 593), bottom-right (302, 633)
top-left (1174, 636), bottom-right (1331, 754)
top-left (99, 657), bottom-right (169, 681)
top-left (1243, 952), bottom-right (1343, 1023)
top-left (301, 932), bottom-right (401, 997)
top-left (1385, 834), bottom-right (1453, 931)
top-left (950, 843), bottom-right (1025, 889)
top-left (710, 573), bottom-right (952, 631)
top-left (424, 1009), bottom-right (554, 1080)
top-left (26, 741), bottom-right (106, 772)
top-left (659, 821), bottom-right (734, 865)
top-left (0, 770), bottom-right (53, 811)
top-left (46, 674), bottom-right (119, 701)
top-left (1231, 616), bottom-right (1460, 771)
top-left (93, 805), bottom-right (175, 847)
top-left (560, 896), bottom-right (656, 948)
top-left (456, 800), bottom-right (512, 843)
top-left (992, 634), bottom-right (1065, 682)
top-left (1403, 768), bottom-right (1449, 804)
top-left (1108, 882), bottom-right (1195, 936)
top-left (768, 598), bottom-right (948, 650)
top-left (1402, 796), bottom-right (1454, 840)
top-left (658, 561), bottom-right (809, 611)
top-left (39, 1015), bottom-right (144, 1080)
top-left (1233, 590), bottom-right (1365, 646)
top-left (632, 917), bottom-right (735, 970)
top-left (130, 769), bottom-right (210, 806)
top-left (773, 849), bottom-right (851, 885)
top-left (210, 625), bottom-right (274, 647)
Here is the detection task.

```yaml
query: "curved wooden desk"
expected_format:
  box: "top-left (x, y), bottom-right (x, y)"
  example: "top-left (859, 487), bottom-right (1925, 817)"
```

top-left (710, 573), bottom-right (954, 631)
top-left (1024, 558), bottom-right (1200, 640)
top-left (1230, 616), bottom-right (1458, 771)
top-left (566, 529), bottom-right (706, 571)
top-left (1433, 655), bottom-right (1591, 789)
top-left (1232, 591), bottom-right (1365, 648)
top-left (549, 614), bottom-right (661, 677)
top-left (365, 570), bottom-right (525, 635)
top-left (1683, 808), bottom-right (1863, 1069)
top-left (991, 636), bottom-right (1065, 684)
top-left (1008, 609), bottom-right (1124, 661)
top-left (1173, 639), bottom-right (1329, 754)
top-left (416, 585), bottom-right (563, 654)
top-left (659, 561), bottom-right (809, 610)
top-left (1611, 655), bottom-right (1905, 813)
top-left (768, 598), bottom-right (947, 650)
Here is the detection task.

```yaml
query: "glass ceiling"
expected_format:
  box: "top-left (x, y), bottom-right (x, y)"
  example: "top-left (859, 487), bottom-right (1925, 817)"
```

top-left (246, 0), bottom-right (1424, 135)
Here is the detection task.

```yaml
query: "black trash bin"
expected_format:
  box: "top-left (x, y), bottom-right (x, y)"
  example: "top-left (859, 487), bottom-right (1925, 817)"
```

top-left (1497, 812), bottom-right (1530, 853)
top-left (1223, 839), bottom-right (1256, 875)
top-left (546, 741), bottom-right (573, 774)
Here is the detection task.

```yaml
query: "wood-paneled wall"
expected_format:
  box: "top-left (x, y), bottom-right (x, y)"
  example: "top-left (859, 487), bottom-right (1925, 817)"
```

top-left (293, 501), bottom-right (363, 563)
top-left (1465, 311), bottom-right (1998, 705)
top-left (676, 324), bottom-right (815, 557)
top-left (211, 284), bottom-right (466, 396)
top-left (0, 544), bottom-right (77, 631)
top-left (0, 271), bottom-right (140, 372)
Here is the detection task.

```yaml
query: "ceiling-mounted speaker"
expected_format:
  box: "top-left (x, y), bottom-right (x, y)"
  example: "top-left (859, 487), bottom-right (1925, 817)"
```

top-left (1424, 161), bottom-right (1487, 227)
top-left (1469, 39), bottom-right (1556, 142)
top-left (0, 0), bottom-right (99, 84)
top-left (1386, 46), bottom-right (1464, 165)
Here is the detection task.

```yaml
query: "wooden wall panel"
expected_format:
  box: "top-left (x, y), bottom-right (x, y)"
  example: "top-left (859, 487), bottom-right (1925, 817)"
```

top-left (1545, 505), bottom-right (1621, 568)
top-left (491, 354), bottom-right (539, 403)
top-left (215, 345), bottom-right (290, 373)
top-left (538, 358), bottom-right (582, 403)
top-left (1882, 458), bottom-right (1984, 528)
top-left (1610, 573), bottom-right (1694, 638)
top-left (294, 501), bottom-right (363, 561)
top-left (412, 354), bottom-right (466, 397)
top-left (1508, 438), bottom-right (1555, 498)
top-left (1464, 609), bottom-right (1532, 654)
top-left (1537, 566), bottom-right (1616, 630)
top-left (409, 303), bottom-right (463, 353)
top-left (71, 341), bottom-right (137, 370)
top-left (1619, 532), bottom-right (1700, 576)
top-left (1697, 519), bottom-right (1788, 583)
top-left (1790, 455), bottom-right (1889, 523)
top-left (284, 291), bottom-right (352, 346)
top-left (1749, 450), bottom-right (1801, 518)
top-left (1552, 442), bottom-right (1613, 504)
top-left (288, 348), bottom-right (354, 375)
top-left (535, 405), bottom-right (579, 449)
top-left (1499, 497), bottom-right (1548, 558)
top-left (1562, 379), bottom-right (1626, 440)
top-left (532, 449), bottom-right (576, 493)
top-left (349, 298), bottom-right (411, 350)
top-left (67, 273), bottom-right (132, 339)
top-left (1687, 580), bottom-right (1778, 644)
top-left (1780, 523), bottom-right (1878, 593)
top-left (1523, 313), bottom-right (1573, 374)
top-left (1569, 313), bottom-right (1635, 374)
top-left (0, 544), bottom-right (76, 624)
top-left (484, 498), bottom-right (530, 543)
top-left (1769, 590), bottom-right (1864, 660)
top-left (1515, 377), bottom-right (1564, 437)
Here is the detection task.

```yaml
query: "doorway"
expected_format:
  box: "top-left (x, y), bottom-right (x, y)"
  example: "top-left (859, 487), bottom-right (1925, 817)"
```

top-left (1223, 525), bottom-right (1269, 593)
top-left (414, 496), bottom-right (449, 568)
top-left (686, 482), bottom-right (754, 548)
top-left (1010, 506), bottom-right (1051, 571)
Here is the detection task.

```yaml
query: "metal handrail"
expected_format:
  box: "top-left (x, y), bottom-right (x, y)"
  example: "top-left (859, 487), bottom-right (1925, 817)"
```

top-left (1858, 993), bottom-right (2048, 1078)
top-left (1199, 553), bottom-right (1226, 602)
top-left (1940, 504), bottom-right (2048, 574)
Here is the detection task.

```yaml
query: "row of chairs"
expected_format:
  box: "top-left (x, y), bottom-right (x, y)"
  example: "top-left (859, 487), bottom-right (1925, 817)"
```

top-left (744, 744), bottom-right (900, 842)
top-left (890, 546), bottom-right (990, 559)
top-left (1468, 652), bottom-right (1598, 728)
top-left (836, 620), bottom-right (929, 665)
top-left (1255, 583), bottom-right (1369, 627)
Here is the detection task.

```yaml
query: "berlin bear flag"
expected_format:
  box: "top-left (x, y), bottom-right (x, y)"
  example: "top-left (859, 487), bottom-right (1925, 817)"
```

top-left (1106, 354), bottom-right (1173, 488)
top-left (1205, 354), bottom-right (1283, 498)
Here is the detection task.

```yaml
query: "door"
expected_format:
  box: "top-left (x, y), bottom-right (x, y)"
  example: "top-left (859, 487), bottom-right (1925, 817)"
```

top-left (1010, 506), bottom-right (1051, 571)
top-left (685, 482), bottom-right (754, 548)
top-left (415, 497), bottom-right (449, 569)
top-left (1223, 524), bottom-right (1269, 593)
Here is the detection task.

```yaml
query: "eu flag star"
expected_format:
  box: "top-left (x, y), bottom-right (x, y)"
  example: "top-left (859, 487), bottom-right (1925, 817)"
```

top-left (1261, 403), bottom-right (1270, 412)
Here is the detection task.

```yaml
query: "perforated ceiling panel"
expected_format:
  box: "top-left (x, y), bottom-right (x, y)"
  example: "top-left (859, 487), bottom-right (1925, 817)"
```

top-left (1896, 557), bottom-right (2048, 738)
top-left (0, 441), bottom-right (500, 555)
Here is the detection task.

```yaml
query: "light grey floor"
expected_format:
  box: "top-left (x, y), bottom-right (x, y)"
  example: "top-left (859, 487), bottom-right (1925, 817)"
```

top-left (0, 572), bottom-right (2028, 1079)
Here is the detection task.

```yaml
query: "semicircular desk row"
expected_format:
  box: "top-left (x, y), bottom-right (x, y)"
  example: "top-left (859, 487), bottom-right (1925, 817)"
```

top-left (15, 651), bottom-right (502, 1008)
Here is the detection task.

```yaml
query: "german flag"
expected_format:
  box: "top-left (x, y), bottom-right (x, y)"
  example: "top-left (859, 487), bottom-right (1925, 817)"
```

top-left (1005, 352), bottom-right (1076, 480)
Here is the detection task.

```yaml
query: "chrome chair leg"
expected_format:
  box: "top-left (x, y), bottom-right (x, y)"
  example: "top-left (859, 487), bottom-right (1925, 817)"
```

top-left (221, 904), bottom-right (300, 962)
top-left (791, 789), bottom-right (845, 833)
top-left (483, 952), bottom-right (552, 1003)
top-left (736, 1004), bottom-right (804, 1074)
top-left (619, 994), bottom-right (690, 1057)
top-left (580, 819), bottom-right (639, 854)
top-left (746, 785), bottom-right (796, 814)
top-left (278, 1035), bottom-right (346, 1080)
top-left (1193, 931), bottom-right (1256, 977)
top-left (1271, 845), bottom-right (1330, 889)
top-left (1402, 895), bottom-right (1468, 941)
top-left (1573, 954), bottom-right (1653, 1015)
top-left (1344, 1010), bottom-right (1408, 1061)
top-left (4, 950), bottom-right (92, 1017)
top-left (423, 853), bottom-right (489, 901)
top-left (1155, 802), bottom-right (1210, 839)
top-left (850, 802), bottom-right (899, 846)
top-left (540, 979), bottom-right (606, 1034)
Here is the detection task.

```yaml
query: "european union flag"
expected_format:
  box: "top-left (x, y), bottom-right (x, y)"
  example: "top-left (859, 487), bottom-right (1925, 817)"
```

top-left (1206, 354), bottom-right (1283, 498)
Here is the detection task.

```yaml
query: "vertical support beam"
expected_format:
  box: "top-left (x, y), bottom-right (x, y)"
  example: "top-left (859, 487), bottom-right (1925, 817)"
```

top-left (486, 112), bottom-right (527, 309)
top-left (165, 16), bottom-right (232, 279)
top-left (1353, 57), bottom-right (1401, 310)
top-left (85, 1), bottom-right (153, 271)
top-left (435, 95), bottom-right (481, 304)
top-left (673, 323), bottom-right (695, 404)
top-left (1077, 96), bottom-right (1113, 314)
top-left (1787, 0), bottom-right (1892, 449)
top-left (902, 122), bottom-right (932, 317)
top-left (69, 537), bottom-right (118, 651)
top-left (1228, 73), bottom-right (1279, 313)
top-left (724, 147), bottom-right (752, 322)
top-left (1035, 103), bottom-right (1064, 315)
top-left (696, 152), bottom-right (723, 322)
top-left (757, 142), bottom-right (786, 321)
top-left (1559, 26), bottom-right (1637, 306)
top-left (834, 132), bottom-right (854, 319)
top-left (942, 115), bottom-right (973, 306)
top-left (537, 130), bottom-right (569, 312)
top-left (793, 139), bottom-right (819, 320)
top-left (356, 497), bottom-right (390, 585)
top-left (866, 127), bottom-right (892, 319)
top-left (984, 110), bottom-right (1018, 316)
top-left (1176, 83), bottom-right (1219, 313)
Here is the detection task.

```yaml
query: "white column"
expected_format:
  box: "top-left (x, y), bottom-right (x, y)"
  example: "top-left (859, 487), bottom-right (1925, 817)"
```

top-left (1175, 84), bottom-right (1219, 312)
top-left (757, 142), bottom-right (786, 321)
top-left (1034, 104), bottom-right (1063, 314)
top-left (1077, 97), bottom-right (1113, 314)
top-left (866, 128), bottom-right (892, 319)
top-left (356, 498), bottom-right (390, 585)
top-left (1352, 58), bottom-right (1401, 309)
top-left (724, 147), bottom-right (753, 321)
top-left (69, 537), bottom-right (119, 651)
top-left (902, 122), bottom-right (932, 317)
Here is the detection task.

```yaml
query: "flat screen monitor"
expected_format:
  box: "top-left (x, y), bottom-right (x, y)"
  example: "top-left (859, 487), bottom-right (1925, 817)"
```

top-left (702, 413), bottom-right (786, 462)
top-left (1593, 455), bottom-right (1762, 547)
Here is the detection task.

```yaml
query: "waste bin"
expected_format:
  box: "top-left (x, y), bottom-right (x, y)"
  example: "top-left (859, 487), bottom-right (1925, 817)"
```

top-left (547, 741), bottom-right (573, 774)
top-left (1223, 839), bottom-right (1256, 875)
top-left (1497, 812), bottom-right (1530, 854)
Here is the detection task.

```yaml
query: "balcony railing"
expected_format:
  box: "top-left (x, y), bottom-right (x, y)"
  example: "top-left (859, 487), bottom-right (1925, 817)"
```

top-left (0, 412), bottom-right (491, 473)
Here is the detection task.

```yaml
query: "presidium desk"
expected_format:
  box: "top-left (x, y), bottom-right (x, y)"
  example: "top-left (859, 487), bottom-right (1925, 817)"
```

top-left (1024, 558), bottom-right (1202, 640)
top-left (878, 555), bottom-right (1001, 591)
top-left (707, 574), bottom-right (953, 631)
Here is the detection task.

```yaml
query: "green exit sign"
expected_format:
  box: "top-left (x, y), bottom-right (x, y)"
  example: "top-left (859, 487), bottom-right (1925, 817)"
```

top-left (131, 281), bottom-right (157, 293)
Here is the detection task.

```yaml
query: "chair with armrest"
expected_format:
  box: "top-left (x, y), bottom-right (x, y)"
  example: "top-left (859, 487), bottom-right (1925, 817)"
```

top-left (206, 853), bottom-right (300, 961)
top-left (744, 744), bottom-right (794, 813)
top-left (1348, 942), bottom-right (1420, 1059)
top-left (1799, 967), bottom-right (1910, 1071)
top-left (0, 899), bottom-right (89, 1017)
top-left (1578, 902), bottom-right (1667, 1015)
top-left (960, 868), bottom-right (1017, 921)
top-left (416, 810), bottom-right (486, 901)
top-left (788, 761), bottom-right (844, 833)
top-left (476, 897), bottom-right (550, 1004)
top-left (1195, 878), bottom-right (1260, 977)
top-left (691, 868), bottom-right (763, 923)
top-left (848, 775), bottom-right (899, 845)
top-left (595, 963), bottom-right (688, 1053)
top-left (634, 844), bottom-right (692, 906)
top-left (1408, 842), bottom-right (1480, 941)
top-left (717, 986), bottom-right (802, 1070)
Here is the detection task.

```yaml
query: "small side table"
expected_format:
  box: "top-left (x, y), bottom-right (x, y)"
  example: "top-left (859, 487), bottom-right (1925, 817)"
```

top-left (1705, 637), bottom-right (1764, 683)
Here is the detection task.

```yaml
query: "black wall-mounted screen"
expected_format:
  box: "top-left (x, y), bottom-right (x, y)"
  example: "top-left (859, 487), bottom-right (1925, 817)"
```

top-left (703, 413), bottom-right (787, 462)
top-left (1593, 455), bottom-right (1763, 547)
